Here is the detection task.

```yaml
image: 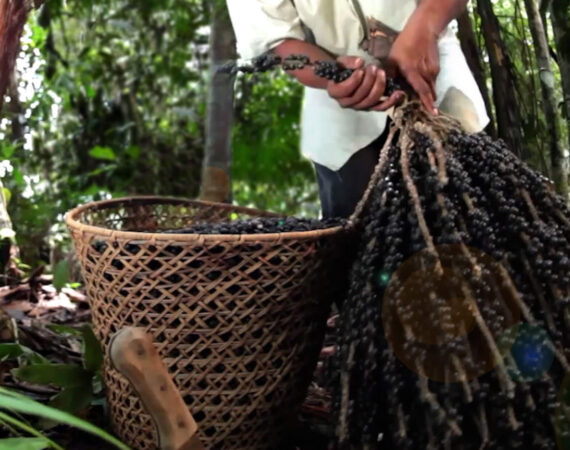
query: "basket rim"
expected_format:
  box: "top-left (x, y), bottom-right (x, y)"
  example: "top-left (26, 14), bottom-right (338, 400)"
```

top-left (65, 196), bottom-right (344, 242)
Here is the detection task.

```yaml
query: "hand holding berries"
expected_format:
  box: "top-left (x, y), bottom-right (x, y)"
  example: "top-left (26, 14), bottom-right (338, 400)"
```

top-left (325, 56), bottom-right (405, 111)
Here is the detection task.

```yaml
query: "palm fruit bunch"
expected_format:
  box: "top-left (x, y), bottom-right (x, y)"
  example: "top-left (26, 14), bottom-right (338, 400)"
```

top-left (334, 102), bottom-right (570, 450)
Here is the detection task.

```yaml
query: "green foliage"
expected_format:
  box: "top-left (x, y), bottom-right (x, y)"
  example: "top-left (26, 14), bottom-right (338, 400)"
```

top-left (472, 0), bottom-right (568, 173)
top-left (9, 325), bottom-right (103, 420)
top-left (81, 326), bottom-right (103, 374)
top-left (0, 388), bottom-right (128, 449)
top-left (0, 343), bottom-right (48, 365)
top-left (0, 0), bottom-right (322, 269)
top-left (0, 437), bottom-right (52, 450)
top-left (89, 146), bottom-right (116, 162)
top-left (0, 325), bottom-right (117, 447)
top-left (2, 0), bottom-right (212, 265)
top-left (13, 364), bottom-right (92, 388)
top-left (52, 260), bottom-right (69, 292)
top-left (232, 72), bottom-right (317, 216)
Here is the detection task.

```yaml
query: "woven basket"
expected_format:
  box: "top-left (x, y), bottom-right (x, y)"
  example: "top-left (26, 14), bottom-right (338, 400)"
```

top-left (66, 196), bottom-right (346, 449)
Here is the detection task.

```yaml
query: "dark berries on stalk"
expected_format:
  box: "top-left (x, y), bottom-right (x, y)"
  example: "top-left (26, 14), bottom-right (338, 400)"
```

top-left (313, 61), bottom-right (354, 82)
top-left (334, 102), bottom-right (570, 450)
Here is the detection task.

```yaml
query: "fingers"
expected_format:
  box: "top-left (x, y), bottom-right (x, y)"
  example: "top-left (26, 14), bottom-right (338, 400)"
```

top-left (352, 67), bottom-right (387, 110)
top-left (422, 59), bottom-right (439, 101)
top-left (337, 65), bottom-right (380, 108)
top-left (403, 70), bottom-right (437, 115)
top-left (372, 90), bottom-right (405, 111)
top-left (336, 55), bottom-right (365, 70)
top-left (327, 69), bottom-right (364, 99)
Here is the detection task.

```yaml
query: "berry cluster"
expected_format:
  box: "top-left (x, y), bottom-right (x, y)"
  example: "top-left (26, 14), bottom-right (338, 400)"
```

top-left (161, 217), bottom-right (344, 235)
top-left (334, 105), bottom-right (570, 449)
top-left (312, 61), bottom-right (354, 83)
top-left (220, 52), bottom-right (406, 92)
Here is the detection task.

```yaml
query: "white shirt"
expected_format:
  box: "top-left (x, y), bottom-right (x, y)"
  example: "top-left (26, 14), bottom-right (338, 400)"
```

top-left (226, 0), bottom-right (490, 171)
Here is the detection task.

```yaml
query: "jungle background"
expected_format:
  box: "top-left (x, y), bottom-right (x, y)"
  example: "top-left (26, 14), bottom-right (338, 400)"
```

top-left (0, 0), bottom-right (568, 448)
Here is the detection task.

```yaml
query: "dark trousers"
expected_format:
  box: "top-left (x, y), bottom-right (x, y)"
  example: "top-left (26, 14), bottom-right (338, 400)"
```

top-left (313, 125), bottom-right (390, 219)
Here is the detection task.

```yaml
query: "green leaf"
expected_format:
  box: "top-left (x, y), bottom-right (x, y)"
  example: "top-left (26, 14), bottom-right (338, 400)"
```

top-left (87, 166), bottom-right (116, 177)
top-left (0, 410), bottom-right (63, 450)
top-left (40, 386), bottom-right (94, 429)
top-left (82, 184), bottom-right (103, 196)
top-left (125, 146), bottom-right (140, 160)
top-left (15, 259), bottom-right (31, 271)
top-left (31, 24), bottom-right (48, 49)
top-left (0, 388), bottom-right (129, 449)
top-left (12, 364), bottom-right (92, 389)
top-left (0, 343), bottom-right (48, 364)
top-left (89, 146), bottom-right (116, 161)
top-left (80, 326), bottom-right (103, 373)
top-left (2, 145), bottom-right (14, 159)
top-left (46, 324), bottom-right (81, 337)
top-left (12, 169), bottom-right (24, 187)
top-left (0, 437), bottom-right (50, 449)
top-left (50, 386), bottom-right (93, 415)
top-left (85, 85), bottom-right (96, 99)
top-left (52, 260), bottom-right (69, 293)
top-left (2, 187), bottom-right (12, 205)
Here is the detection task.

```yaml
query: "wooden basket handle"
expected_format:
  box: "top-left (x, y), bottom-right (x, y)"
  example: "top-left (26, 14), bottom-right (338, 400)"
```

top-left (109, 327), bottom-right (205, 450)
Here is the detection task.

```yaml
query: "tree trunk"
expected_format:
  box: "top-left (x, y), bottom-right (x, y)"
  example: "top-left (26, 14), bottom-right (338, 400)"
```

top-left (0, 0), bottom-right (28, 275)
top-left (0, 0), bottom-right (29, 111)
top-left (199, 4), bottom-right (237, 203)
top-left (456, 10), bottom-right (496, 137)
top-left (524, 0), bottom-right (568, 196)
top-left (477, 0), bottom-right (525, 158)
top-left (550, 1), bottom-right (570, 149)
top-left (540, 0), bottom-right (552, 23)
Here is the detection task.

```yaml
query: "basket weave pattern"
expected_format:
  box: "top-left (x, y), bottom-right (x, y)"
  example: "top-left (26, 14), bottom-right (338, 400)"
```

top-left (66, 197), bottom-right (343, 449)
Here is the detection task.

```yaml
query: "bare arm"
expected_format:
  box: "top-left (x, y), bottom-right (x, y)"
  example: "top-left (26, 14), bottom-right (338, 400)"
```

top-left (411, 0), bottom-right (469, 37)
top-left (389, 0), bottom-right (469, 113)
top-left (273, 39), bottom-right (334, 89)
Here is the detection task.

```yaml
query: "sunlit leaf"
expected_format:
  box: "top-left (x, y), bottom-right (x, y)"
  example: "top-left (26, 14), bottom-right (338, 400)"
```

top-left (85, 85), bottom-right (96, 99)
top-left (2, 187), bottom-right (11, 205)
top-left (0, 437), bottom-right (51, 449)
top-left (89, 146), bottom-right (116, 161)
top-left (31, 24), bottom-right (48, 49)
top-left (12, 170), bottom-right (24, 187)
top-left (46, 324), bottom-right (82, 337)
top-left (2, 145), bottom-right (14, 159)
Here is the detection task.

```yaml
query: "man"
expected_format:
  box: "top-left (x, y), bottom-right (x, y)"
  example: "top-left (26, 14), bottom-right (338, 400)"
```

top-left (226, 0), bottom-right (489, 218)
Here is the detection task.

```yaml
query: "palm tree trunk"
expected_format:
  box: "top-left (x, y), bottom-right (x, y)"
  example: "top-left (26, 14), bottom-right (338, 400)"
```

top-left (456, 10), bottom-right (496, 137)
top-left (523, 0), bottom-right (567, 196)
top-left (477, 0), bottom-right (525, 158)
top-left (550, 0), bottom-right (570, 150)
top-left (199, 3), bottom-right (237, 203)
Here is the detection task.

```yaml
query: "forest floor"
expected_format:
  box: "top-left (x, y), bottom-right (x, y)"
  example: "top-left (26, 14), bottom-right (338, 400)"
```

top-left (0, 268), bottom-right (333, 449)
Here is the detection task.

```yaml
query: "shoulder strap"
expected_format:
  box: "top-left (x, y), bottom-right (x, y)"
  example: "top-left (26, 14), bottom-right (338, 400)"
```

top-left (289, 0), bottom-right (316, 45)
top-left (350, 0), bottom-right (370, 40)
